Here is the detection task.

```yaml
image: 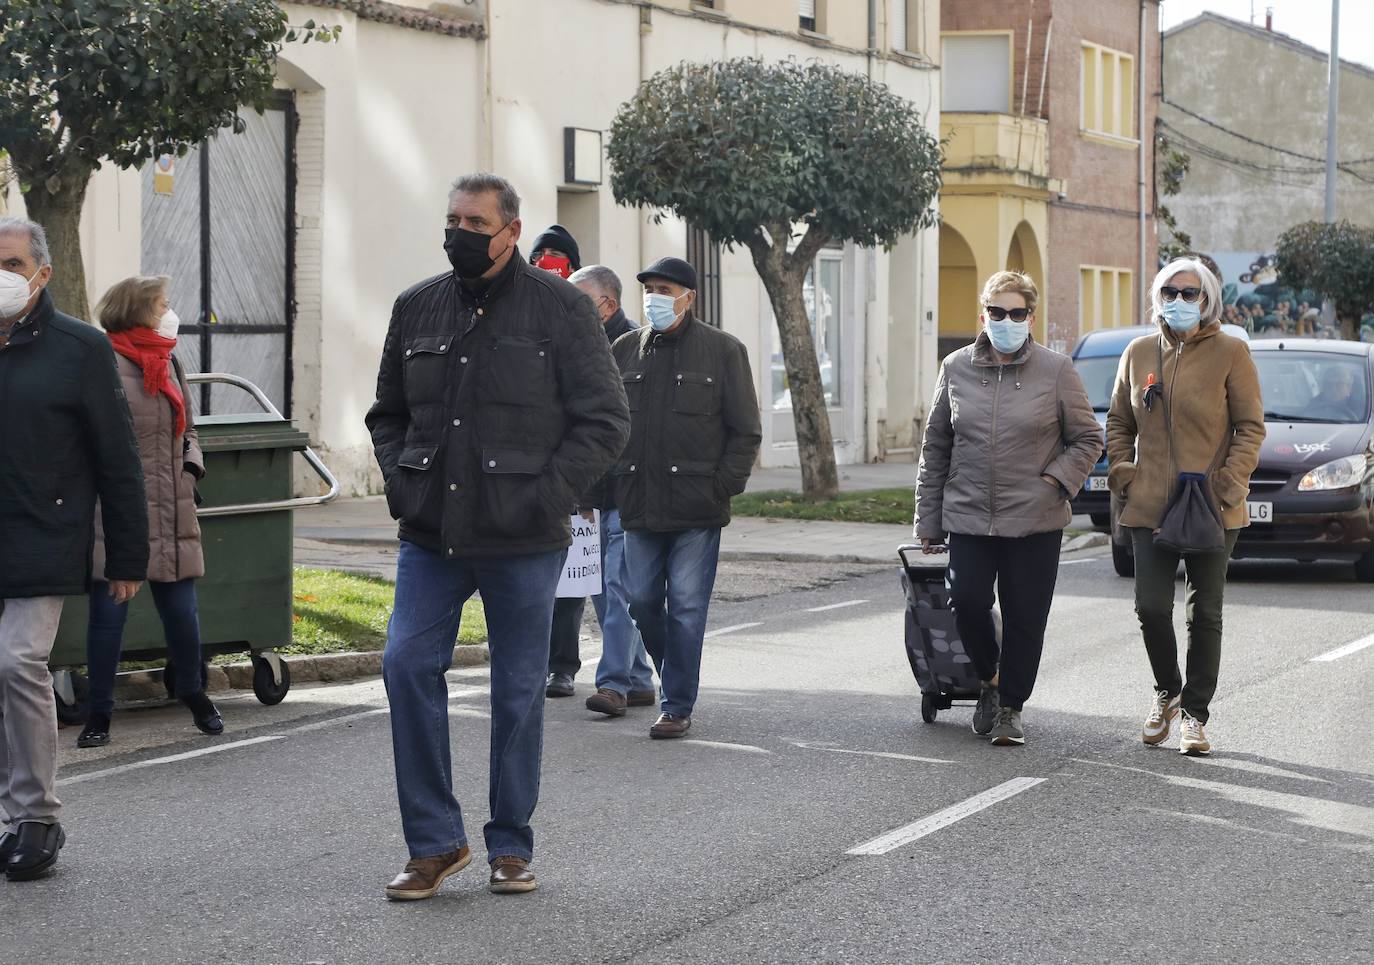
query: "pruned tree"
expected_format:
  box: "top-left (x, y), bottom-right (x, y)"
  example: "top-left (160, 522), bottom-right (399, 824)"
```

top-left (1276, 220), bottom-right (1374, 340)
top-left (607, 58), bottom-right (942, 501)
top-left (0, 0), bottom-right (338, 320)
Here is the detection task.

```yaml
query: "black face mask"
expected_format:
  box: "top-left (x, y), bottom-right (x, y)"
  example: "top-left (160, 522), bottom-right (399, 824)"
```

top-left (444, 224), bottom-right (508, 279)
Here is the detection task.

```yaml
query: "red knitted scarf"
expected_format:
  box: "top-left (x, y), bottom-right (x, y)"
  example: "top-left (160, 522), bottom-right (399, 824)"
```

top-left (108, 328), bottom-right (185, 437)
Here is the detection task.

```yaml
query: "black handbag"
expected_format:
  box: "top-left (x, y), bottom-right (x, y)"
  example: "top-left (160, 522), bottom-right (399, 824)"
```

top-left (1153, 341), bottom-right (1228, 554)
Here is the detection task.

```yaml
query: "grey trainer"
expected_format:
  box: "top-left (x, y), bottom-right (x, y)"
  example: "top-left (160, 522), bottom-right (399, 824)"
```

top-left (972, 685), bottom-right (999, 736)
top-left (989, 707), bottom-right (1025, 746)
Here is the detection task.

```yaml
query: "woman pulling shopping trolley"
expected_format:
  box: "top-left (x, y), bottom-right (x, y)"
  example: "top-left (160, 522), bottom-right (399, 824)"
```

top-left (914, 272), bottom-right (1101, 745)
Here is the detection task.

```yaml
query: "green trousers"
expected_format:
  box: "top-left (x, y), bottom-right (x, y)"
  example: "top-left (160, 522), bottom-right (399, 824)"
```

top-left (1128, 528), bottom-right (1240, 724)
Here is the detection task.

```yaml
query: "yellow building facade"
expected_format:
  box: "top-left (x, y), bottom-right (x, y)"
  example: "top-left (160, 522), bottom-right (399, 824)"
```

top-left (938, 111), bottom-right (1054, 354)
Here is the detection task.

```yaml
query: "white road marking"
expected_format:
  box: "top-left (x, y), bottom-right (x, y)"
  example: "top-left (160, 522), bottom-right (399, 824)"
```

top-left (1182, 757), bottom-right (1331, 784)
top-left (703, 622), bottom-right (763, 638)
top-left (805, 599), bottom-right (869, 613)
top-left (290, 708), bottom-right (389, 733)
top-left (790, 740), bottom-right (954, 765)
top-left (57, 735), bottom-right (287, 787)
top-left (681, 739), bottom-right (771, 755)
top-left (846, 777), bottom-right (1047, 855)
top-left (1058, 558), bottom-right (1099, 565)
top-left (1311, 634), bottom-right (1374, 663)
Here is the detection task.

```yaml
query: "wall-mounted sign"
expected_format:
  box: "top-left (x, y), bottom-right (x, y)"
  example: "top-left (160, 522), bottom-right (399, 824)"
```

top-left (564, 127), bottom-right (603, 186)
top-left (153, 154), bottom-right (175, 195)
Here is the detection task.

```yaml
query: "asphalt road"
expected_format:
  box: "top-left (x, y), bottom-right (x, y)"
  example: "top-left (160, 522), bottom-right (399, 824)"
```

top-left (7, 549), bottom-right (1372, 965)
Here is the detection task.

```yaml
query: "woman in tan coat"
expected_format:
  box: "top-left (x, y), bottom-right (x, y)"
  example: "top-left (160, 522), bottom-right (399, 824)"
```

top-left (1106, 258), bottom-right (1264, 757)
top-left (78, 276), bottom-right (223, 747)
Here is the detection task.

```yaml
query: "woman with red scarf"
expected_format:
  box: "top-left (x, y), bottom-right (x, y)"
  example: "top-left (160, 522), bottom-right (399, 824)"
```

top-left (77, 276), bottom-right (223, 747)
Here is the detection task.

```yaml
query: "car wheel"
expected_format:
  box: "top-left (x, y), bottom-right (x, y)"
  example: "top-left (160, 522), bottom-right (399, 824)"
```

top-left (1355, 550), bottom-right (1374, 583)
top-left (1090, 512), bottom-right (1110, 529)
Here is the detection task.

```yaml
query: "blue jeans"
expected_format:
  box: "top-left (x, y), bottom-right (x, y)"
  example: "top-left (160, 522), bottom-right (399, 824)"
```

top-left (623, 527), bottom-right (721, 718)
top-left (87, 579), bottom-right (204, 717)
top-left (382, 540), bottom-right (564, 863)
top-left (592, 509), bottom-right (654, 697)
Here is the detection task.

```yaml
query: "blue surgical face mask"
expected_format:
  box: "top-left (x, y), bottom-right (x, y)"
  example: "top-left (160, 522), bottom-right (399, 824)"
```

top-left (643, 292), bottom-right (681, 332)
top-left (1161, 297), bottom-right (1201, 333)
top-left (986, 318), bottom-right (1030, 354)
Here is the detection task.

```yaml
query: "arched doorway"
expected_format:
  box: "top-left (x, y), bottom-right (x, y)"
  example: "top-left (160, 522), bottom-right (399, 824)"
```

top-left (1007, 220), bottom-right (1045, 341)
top-left (938, 223), bottom-right (978, 359)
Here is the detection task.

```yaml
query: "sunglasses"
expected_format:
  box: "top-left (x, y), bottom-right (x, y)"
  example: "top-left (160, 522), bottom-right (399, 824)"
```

top-left (1160, 286), bottom-right (1202, 303)
top-left (984, 306), bottom-right (1030, 322)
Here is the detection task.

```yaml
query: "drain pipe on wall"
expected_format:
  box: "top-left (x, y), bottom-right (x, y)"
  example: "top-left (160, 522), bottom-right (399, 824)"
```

top-left (1137, 0), bottom-right (1148, 310)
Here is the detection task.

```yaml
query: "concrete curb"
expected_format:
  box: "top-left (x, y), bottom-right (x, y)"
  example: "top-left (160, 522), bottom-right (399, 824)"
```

top-left (113, 644), bottom-right (489, 701)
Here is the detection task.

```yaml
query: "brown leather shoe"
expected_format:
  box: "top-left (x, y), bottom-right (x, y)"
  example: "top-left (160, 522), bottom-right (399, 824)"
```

top-left (585, 688), bottom-right (627, 717)
top-left (384, 845), bottom-right (471, 901)
top-left (489, 856), bottom-right (538, 894)
top-left (649, 713), bottom-right (691, 739)
top-left (626, 689), bottom-right (658, 707)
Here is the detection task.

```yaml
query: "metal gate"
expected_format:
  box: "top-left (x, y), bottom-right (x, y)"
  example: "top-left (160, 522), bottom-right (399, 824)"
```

top-left (141, 92), bottom-right (296, 416)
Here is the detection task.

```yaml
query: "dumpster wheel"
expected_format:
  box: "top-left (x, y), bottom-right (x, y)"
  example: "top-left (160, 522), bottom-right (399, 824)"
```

top-left (251, 654), bottom-right (291, 705)
top-left (53, 671), bottom-right (90, 726)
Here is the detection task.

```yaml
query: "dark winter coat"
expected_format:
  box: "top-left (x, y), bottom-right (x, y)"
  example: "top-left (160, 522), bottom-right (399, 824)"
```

top-left (365, 251), bottom-right (630, 558)
top-left (0, 290), bottom-right (148, 597)
top-left (590, 308), bottom-right (638, 513)
top-left (610, 314), bottom-right (762, 532)
top-left (93, 355), bottom-right (205, 583)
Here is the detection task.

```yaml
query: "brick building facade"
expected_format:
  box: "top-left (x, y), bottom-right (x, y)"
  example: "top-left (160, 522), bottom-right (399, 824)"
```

top-left (940, 0), bottom-right (1160, 353)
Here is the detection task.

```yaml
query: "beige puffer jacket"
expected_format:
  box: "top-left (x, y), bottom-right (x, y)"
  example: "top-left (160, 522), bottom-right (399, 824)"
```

top-left (1106, 321), bottom-right (1265, 530)
top-left (915, 333), bottom-right (1103, 540)
top-left (93, 355), bottom-right (205, 582)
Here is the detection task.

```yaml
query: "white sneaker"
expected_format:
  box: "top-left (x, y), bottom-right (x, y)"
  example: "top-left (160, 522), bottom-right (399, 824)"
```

top-left (1142, 689), bottom-right (1181, 746)
top-left (1179, 712), bottom-right (1211, 756)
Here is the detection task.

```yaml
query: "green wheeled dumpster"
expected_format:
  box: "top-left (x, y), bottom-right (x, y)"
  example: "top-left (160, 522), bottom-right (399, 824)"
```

top-left (49, 373), bottom-right (338, 723)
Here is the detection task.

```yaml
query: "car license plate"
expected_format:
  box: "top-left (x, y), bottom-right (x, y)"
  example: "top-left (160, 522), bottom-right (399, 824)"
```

top-left (1247, 501), bottom-right (1273, 524)
top-left (1086, 476), bottom-right (1110, 492)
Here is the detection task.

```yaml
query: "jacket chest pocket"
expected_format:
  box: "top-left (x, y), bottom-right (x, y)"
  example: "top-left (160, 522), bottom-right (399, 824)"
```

top-left (622, 371), bottom-right (646, 411)
top-left (672, 372), bottom-right (719, 416)
top-left (481, 335), bottom-right (552, 406)
top-left (403, 335), bottom-right (453, 404)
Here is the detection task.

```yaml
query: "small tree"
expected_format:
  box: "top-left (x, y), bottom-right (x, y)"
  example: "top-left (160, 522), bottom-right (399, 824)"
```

top-left (1275, 220), bottom-right (1374, 340)
top-left (0, 0), bottom-right (337, 320)
top-left (607, 58), bottom-right (942, 501)
top-left (1156, 130), bottom-right (1192, 264)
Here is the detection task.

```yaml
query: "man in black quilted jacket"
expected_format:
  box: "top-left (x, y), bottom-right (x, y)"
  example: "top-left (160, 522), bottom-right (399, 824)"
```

top-left (0, 216), bottom-right (148, 882)
top-left (366, 174), bottom-right (628, 900)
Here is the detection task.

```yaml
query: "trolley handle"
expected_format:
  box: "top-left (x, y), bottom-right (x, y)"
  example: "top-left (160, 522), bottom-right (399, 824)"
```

top-left (186, 372), bottom-right (340, 517)
top-left (898, 541), bottom-right (947, 568)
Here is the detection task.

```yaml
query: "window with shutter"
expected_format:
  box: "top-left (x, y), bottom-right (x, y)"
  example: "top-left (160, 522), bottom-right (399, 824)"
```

top-left (799, 0), bottom-right (817, 32)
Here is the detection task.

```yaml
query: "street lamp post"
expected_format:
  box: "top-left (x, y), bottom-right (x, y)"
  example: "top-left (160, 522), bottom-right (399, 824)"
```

top-left (1321, 0), bottom-right (1340, 330)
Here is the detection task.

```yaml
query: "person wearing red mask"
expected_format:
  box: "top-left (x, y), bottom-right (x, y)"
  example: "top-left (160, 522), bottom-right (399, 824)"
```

top-left (529, 224), bottom-right (580, 281)
top-left (528, 225), bottom-right (593, 700)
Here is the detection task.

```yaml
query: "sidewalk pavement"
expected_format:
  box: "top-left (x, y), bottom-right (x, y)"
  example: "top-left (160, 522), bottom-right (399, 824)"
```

top-left (294, 495), bottom-right (914, 565)
top-left (295, 492), bottom-right (1107, 571)
top-left (745, 457), bottom-right (916, 493)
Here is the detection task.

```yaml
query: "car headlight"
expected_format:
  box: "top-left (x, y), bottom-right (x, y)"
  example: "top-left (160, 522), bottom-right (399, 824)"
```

top-left (1297, 454), bottom-right (1369, 492)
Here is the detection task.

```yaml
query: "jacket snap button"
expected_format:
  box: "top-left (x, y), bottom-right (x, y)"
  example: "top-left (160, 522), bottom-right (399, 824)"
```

top-left (449, 483), bottom-right (457, 491)
top-left (422, 457), bottom-right (429, 465)
top-left (707, 378), bottom-right (713, 383)
top-left (630, 464), bottom-right (636, 471)
top-left (489, 460), bottom-right (497, 468)
top-left (460, 356), bottom-right (468, 364)
top-left (452, 419), bottom-right (461, 427)
top-left (405, 349), bottom-right (413, 357)
top-left (448, 547), bottom-right (455, 555)
top-left (55, 498), bottom-right (63, 506)
top-left (539, 350), bottom-right (545, 357)
top-left (477, 308), bottom-right (484, 316)
top-left (439, 344), bottom-right (447, 351)
top-left (671, 466), bottom-right (679, 473)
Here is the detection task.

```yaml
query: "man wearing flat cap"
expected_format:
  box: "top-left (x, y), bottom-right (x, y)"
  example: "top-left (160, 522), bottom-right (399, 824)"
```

top-left (609, 257), bottom-right (761, 739)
